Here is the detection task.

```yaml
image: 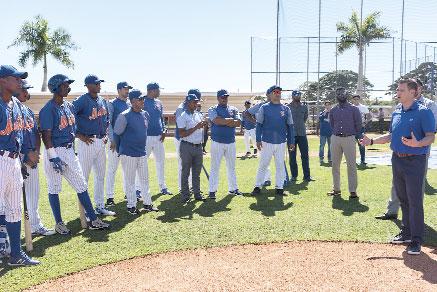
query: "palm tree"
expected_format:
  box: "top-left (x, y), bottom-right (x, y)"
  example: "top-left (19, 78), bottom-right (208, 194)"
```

top-left (337, 11), bottom-right (390, 96)
top-left (8, 15), bottom-right (78, 91)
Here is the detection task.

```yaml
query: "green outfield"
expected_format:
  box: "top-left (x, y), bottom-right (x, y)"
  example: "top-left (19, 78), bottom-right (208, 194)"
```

top-left (0, 136), bottom-right (436, 290)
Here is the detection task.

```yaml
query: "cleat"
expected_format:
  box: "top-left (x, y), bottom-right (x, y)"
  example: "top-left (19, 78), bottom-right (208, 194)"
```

top-left (106, 198), bottom-right (115, 206)
top-left (208, 192), bottom-right (216, 200)
top-left (55, 222), bottom-right (71, 235)
top-left (229, 189), bottom-right (242, 196)
top-left (263, 180), bottom-right (271, 187)
top-left (88, 218), bottom-right (110, 230)
top-left (391, 232), bottom-right (411, 244)
top-left (127, 207), bottom-right (140, 215)
top-left (251, 187), bottom-right (261, 196)
top-left (375, 213), bottom-right (398, 220)
top-left (8, 251), bottom-right (40, 266)
top-left (406, 241), bottom-right (421, 255)
top-left (143, 204), bottom-right (159, 212)
top-left (161, 188), bottom-right (173, 195)
top-left (95, 207), bottom-right (116, 216)
top-left (275, 188), bottom-right (285, 196)
top-left (32, 226), bottom-right (56, 237)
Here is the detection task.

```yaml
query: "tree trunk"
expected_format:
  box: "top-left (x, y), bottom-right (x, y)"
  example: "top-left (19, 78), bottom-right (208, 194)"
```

top-left (357, 45), bottom-right (364, 97)
top-left (41, 54), bottom-right (48, 92)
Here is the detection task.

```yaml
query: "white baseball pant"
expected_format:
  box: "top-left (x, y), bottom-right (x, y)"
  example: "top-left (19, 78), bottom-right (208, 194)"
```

top-left (23, 164), bottom-right (45, 232)
top-left (77, 138), bottom-right (106, 209)
top-left (0, 154), bottom-right (23, 223)
top-left (243, 128), bottom-right (256, 153)
top-left (209, 141), bottom-right (238, 192)
top-left (136, 135), bottom-right (167, 191)
top-left (121, 155), bottom-right (152, 208)
top-left (44, 146), bottom-right (88, 194)
top-left (174, 138), bottom-right (191, 192)
top-left (255, 142), bottom-right (286, 189)
top-left (106, 145), bottom-right (121, 199)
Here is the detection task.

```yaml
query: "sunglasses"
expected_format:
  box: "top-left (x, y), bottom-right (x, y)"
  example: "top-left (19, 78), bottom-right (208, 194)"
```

top-left (219, 95), bottom-right (229, 99)
top-left (272, 89), bottom-right (282, 94)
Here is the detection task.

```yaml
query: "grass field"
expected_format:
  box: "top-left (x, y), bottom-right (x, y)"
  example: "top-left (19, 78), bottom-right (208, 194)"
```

top-left (1, 135), bottom-right (436, 291)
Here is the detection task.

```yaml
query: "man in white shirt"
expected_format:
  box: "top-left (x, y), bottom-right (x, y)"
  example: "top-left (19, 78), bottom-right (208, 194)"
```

top-left (352, 94), bottom-right (370, 165)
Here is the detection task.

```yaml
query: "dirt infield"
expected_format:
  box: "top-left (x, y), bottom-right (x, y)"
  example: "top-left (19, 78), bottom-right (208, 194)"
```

top-left (27, 241), bottom-right (437, 291)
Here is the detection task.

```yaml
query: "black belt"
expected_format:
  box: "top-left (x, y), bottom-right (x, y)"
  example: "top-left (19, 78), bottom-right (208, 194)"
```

top-left (59, 143), bottom-right (74, 149)
top-left (334, 133), bottom-right (353, 137)
top-left (85, 134), bottom-right (106, 139)
top-left (181, 140), bottom-right (202, 147)
top-left (394, 152), bottom-right (424, 158)
top-left (0, 150), bottom-right (19, 159)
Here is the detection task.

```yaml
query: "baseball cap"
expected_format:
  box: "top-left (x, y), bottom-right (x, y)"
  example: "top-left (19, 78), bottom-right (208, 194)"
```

top-left (217, 89), bottom-right (229, 98)
top-left (128, 89), bottom-right (144, 100)
top-left (187, 88), bottom-right (201, 99)
top-left (117, 81), bottom-right (133, 90)
top-left (21, 80), bottom-right (33, 89)
top-left (291, 90), bottom-right (302, 97)
top-left (84, 74), bottom-right (105, 85)
top-left (186, 93), bottom-right (200, 102)
top-left (147, 82), bottom-right (162, 90)
top-left (48, 74), bottom-right (75, 94)
top-left (0, 65), bottom-right (28, 79)
top-left (244, 100), bottom-right (252, 105)
top-left (266, 85), bottom-right (282, 95)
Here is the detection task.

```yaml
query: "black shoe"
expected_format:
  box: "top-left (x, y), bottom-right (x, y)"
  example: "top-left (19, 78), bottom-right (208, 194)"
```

top-left (127, 207), bottom-right (140, 215)
top-left (229, 189), bottom-right (242, 196)
top-left (303, 176), bottom-right (315, 182)
top-left (407, 241), bottom-right (421, 255)
top-left (194, 196), bottom-right (206, 201)
top-left (208, 192), bottom-right (216, 200)
top-left (375, 213), bottom-right (398, 220)
top-left (106, 198), bottom-right (115, 206)
top-left (251, 187), bottom-right (261, 196)
top-left (245, 152), bottom-right (251, 156)
top-left (360, 161), bottom-right (367, 166)
top-left (349, 192), bottom-right (359, 199)
top-left (254, 148), bottom-right (257, 154)
top-left (143, 204), bottom-right (159, 212)
top-left (263, 180), bottom-right (271, 187)
top-left (391, 232), bottom-right (412, 244)
top-left (275, 188), bottom-right (285, 196)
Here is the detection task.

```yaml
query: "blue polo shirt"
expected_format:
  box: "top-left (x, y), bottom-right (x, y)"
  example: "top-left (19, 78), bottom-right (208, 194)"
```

top-left (390, 100), bottom-right (435, 155)
top-left (319, 110), bottom-right (332, 137)
top-left (143, 97), bottom-right (165, 136)
top-left (208, 104), bottom-right (241, 144)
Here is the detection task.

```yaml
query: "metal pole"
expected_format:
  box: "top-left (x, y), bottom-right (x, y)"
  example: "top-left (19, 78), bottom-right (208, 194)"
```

top-left (275, 0), bottom-right (280, 85)
top-left (250, 37), bottom-right (253, 92)
top-left (364, 45), bottom-right (367, 93)
top-left (278, 37), bottom-right (281, 86)
top-left (335, 37), bottom-right (338, 87)
top-left (415, 42), bottom-right (418, 68)
top-left (425, 45), bottom-right (427, 62)
top-left (392, 37), bottom-right (395, 91)
top-left (306, 37), bottom-right (310, 89)
top-left (400, 0), bottom-right (405, 76)
top-left (317, 0), bottom-right (321, 114)
top-left (404, 40), bottom-right (407, 74)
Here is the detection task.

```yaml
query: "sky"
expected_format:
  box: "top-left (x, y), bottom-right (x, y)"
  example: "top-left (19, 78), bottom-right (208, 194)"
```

top-left (1, 0), bottom-right (436, 96)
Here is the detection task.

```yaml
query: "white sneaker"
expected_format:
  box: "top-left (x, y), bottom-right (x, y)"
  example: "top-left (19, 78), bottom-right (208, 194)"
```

top-left (32, 226), bottom-right (56, 236)
top-left (95, 207), bottom-right (116, 216)
top-left (55, 222), bottom-right (71, 235)
top-left (88, 218), bottom-right (110, 230)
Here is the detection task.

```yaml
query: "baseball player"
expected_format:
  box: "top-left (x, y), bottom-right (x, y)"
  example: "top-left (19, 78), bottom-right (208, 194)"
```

top-left (208, 89), bottom-right (242, 199)
top-left (40, 74), bottom-right (110, 235)
top-left (105, 82), bottom-right (132, 206)
top-left (252, 85), bottom-right (295, 196)
top-left (73, 75), bottom-right (114, 216)
top-left (241, 100), bottom-right (256, 156)
top-left (16, 80), bottom-right (55, 236)
top-left (136, 82), bottom-right (171, 196)
top-left (114, 89), bottom-right (158, 214)
top-left (0, 65), bottom-right (39, 266)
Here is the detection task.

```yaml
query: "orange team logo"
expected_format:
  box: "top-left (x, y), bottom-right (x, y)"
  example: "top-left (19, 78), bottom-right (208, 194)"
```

top-left (59, 114), bottom-right (76, 130)
top-left (88, 107), bottom-right (107, 120)
top-left (0, 115), bottom-right (24, 136)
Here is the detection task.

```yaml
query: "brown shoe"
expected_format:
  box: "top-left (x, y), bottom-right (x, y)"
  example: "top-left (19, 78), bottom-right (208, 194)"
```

top-left (327, 190), bottom-right (341, 196)
top-left (349, 192), bottom-right (359, 199)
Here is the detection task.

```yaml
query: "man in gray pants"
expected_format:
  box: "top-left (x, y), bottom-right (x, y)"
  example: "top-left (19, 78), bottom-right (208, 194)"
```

top-left (376, 78), bottom-right (437, 220)
top-left (176, 94), bottom-right (207, 204)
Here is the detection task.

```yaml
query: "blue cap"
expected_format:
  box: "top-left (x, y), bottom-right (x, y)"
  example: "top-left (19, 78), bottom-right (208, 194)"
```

top-left (217, 89), bottom-right (229, 98)
top-left (0, 65), bottom-right (28, 79)
top-left (266, 85), bottom-right (282, 95)
top-left (48, 74), bottom-right (75, 94)
top-left (128, 89), bottom-right (144, 100)
top-left (292, 90), bottom-right (302, 97)
top-left (187, 88), bottom-right (201, 99)
top-left (147, 82), bottom-right (161, 90)
top-left (117, 81), bottom-right (133, 90)
top-left (186, 94), bottom-right (200, 102)
top-left (84, 74), bottom-right (105, 85)
top-left (21, 80), bottom-right (33, 90)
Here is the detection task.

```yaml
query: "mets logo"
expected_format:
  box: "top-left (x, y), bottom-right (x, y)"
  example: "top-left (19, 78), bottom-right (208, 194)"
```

top-left (24, 117), bottom-right (35, 130)
top-left (59, 114), bottom-right (76, 130)
top-left (89, 107), bottom-right (107, 120)
top-left (0, 116), bottom-right (24, 136)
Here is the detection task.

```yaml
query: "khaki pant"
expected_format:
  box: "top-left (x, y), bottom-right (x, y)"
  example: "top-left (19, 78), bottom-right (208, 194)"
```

top-left (331, 135), bottom-right (357, 193)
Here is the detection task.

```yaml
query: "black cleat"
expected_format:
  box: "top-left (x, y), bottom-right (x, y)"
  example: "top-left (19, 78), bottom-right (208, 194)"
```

top-left (251, 187), bottom-right (261, 196)
top-left (127, 207), bottom-right (140, 215)
top-left (143, 204), bottom-right (159, 212)
top-left (375, 213), bottom-right (398, 220)
top-left (106, 198), bottom-right (115, 206)
top-left (275, 188), bottom-right (285, 196)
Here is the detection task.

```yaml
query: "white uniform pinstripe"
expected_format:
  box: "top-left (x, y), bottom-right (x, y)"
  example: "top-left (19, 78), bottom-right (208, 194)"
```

top-left (77, 138), bottom-right (106, 209)
top-left (135, 135), bottom-right (166, 191)
top-left (106, 145), bottom-right (121, 199)
top-left (0, 155), bottom-right (23, 222)
top-left (174, 138), bottom-right (191, 191)
top-left (22, 164), bottom-right (45, 232)
top-left (120, 155), bottom-right (152, 208)
top-left (43, 147), bottom-right (87, 194)
top-left (209, 141), bottom-right (238, 192)
top-left (255, 142), bottom-right (286, 189)
top-left (243, 128), bottom-right (256, 153)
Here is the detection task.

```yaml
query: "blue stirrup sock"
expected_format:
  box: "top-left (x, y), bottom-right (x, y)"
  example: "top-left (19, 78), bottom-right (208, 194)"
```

top-left (5, 221), bottom-right (22, 258)
top-left (49, 193), bottom-right (62, 223)
top-left (0, 215), bottom-right (7, 247)
top-left (77, 191), bottom-right (97, 221)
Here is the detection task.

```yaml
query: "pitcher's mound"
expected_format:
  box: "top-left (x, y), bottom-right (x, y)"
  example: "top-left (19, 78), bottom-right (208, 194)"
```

top-left (27, 241), bottom-right (437, 291)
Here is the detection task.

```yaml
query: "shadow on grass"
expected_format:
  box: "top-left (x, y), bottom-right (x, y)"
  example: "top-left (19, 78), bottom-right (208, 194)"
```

top-left (195, 194), bottom-right (234, 218)
top-left (331, 195), bottom-right (369, 216)
top-left (402, 251), bottom-right (437, 284)
top-left (156, 194), bottom-right (196, 223)
top-left (357, 164), bottom-right (376, 171)
top-left (285, 181), bottom-right (308, 196)
top-left (249, 189), bottom-right (293, 217)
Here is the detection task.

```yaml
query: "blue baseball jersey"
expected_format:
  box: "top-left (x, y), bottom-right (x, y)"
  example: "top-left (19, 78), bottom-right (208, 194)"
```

top-left (247, 101), bottom-right (267, 115)
top-left (208, 105), bottom-right (241, 144)
top-left (241, 109), bottom-right (256, 130)
top-left (390, 100), bottom-right (435, 155)
top-left (113, 108), bottom-right (149, 157)
top-left (39, 99), bottom-right (76, 147)
top-left (19, 103), bottom-right (38, 157)
top-left (108, 98), bottom-right (130, 141)
top-left (174, 101), bottom-right (186, 140)
top-left (0, 97), bottom-right (24, 152)
top-left (255, 102), bottom-right (295, 145)
top-left (143, 97), bottom-right (165, 136)
top-left (72, 93), bottom-right (109, 136)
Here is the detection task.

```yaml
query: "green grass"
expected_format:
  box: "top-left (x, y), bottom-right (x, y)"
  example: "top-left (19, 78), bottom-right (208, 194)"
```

top-left (1, 136), bottom-right (436, 290)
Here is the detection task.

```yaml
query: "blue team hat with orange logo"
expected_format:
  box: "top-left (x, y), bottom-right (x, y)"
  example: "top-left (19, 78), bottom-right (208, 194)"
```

top-left (128, 89), bottom-right (144, 100)
top-left (84, 74), bottom-right (105, 85)
top-left (0, 65), bottom-right (28, 79)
